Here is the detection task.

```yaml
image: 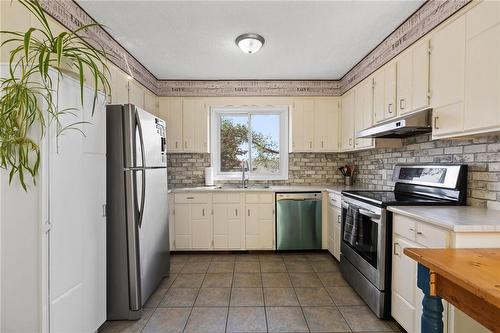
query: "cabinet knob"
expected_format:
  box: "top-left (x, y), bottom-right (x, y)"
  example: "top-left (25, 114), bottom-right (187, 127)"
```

top-left (309, 141), bottom-right (312, 149)
top-left (321, 141), bottom-right (324, 148)
top-left (175, 141), bottom-right (178, 149)
top-left (235, 208), bottom-right (238, 216)
top-left (248, 209), bottom-right (250, 217)
top-left (388, 103), bottom-right (393, 114)
top-left (202, 208), bottom-right (205, 216)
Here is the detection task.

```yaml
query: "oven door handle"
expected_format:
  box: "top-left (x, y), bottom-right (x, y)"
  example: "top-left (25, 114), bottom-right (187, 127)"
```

top-left (358, 208), bottom-right (381, 220)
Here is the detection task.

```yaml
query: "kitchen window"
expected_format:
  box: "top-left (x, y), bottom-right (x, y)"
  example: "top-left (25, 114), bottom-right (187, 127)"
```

top-left (211, 107), bottom-right (289, 180)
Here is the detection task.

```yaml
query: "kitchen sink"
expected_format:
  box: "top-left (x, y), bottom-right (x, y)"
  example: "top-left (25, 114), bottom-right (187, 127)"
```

top-left (214, 184), bottom-right (270, 190)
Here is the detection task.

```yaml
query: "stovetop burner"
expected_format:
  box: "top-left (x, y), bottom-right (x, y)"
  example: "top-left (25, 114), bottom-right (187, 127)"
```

top-left (342, 190), bottom-right (456, 207)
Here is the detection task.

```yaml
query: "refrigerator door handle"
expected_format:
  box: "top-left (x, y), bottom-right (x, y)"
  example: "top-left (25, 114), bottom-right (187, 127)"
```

top-left (136, 112), bottom-right (147, 228)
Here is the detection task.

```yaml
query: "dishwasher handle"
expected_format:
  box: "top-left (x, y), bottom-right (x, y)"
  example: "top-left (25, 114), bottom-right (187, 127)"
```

top-left (276, 192), bottom-right (322, 201)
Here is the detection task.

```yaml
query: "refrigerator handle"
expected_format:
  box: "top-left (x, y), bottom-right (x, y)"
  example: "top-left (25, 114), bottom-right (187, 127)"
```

top-left (136, 112), bottom-right (147, 228)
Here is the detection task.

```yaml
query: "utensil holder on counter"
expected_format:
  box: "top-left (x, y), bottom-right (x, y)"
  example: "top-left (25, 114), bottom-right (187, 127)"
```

top-left (344, 176), bottom-right (352, 186)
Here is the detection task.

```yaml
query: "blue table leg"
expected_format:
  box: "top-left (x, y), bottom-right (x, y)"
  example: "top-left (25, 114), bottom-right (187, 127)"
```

top-left (417, 264), bottom-right (444, 333)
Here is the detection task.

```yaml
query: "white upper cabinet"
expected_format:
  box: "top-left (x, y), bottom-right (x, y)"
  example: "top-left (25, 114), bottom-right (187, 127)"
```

top-left (384, 62), bottom-right (397, 120)
top-left (159, 97), bottom-right (183, 152)
top-left (373, 69), bottom-right (385, 124)
top-left (430, 15), bottom-right (466, 138)
top-left (128, 80), bottom-right (145, 109)
top-left (354, 78), bottom-right (374, 149)
top-left (463, 1), bottom-right (500, 134)
top-left (158, 97), bottom-right (209, 153)
top-left (182, 98), bottom-right (209, 153)
top-left (290, 98), bottom-right (340, 152)
top-left (412, 39), bottom-right (431, 112)
top-left (144, 90), bottom-right (158, 116)
top-left (314, 99), bottom-right (340, 152)
top-left (396, 38), bottom-right (430, 115)
top-left (109, 66), bottom-right (129, 105)
top-left (341, 90), bottom-right (355, 151)
top-left (291, 99), bottom-right (315, 151)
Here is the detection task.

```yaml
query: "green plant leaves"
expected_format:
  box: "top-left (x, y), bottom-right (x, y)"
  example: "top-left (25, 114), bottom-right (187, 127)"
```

top-left (0, 0), bottom-right (110, 190)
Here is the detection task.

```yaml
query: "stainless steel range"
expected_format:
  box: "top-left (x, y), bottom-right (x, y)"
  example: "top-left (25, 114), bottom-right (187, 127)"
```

top-left (340, 164), bottom-right (468, 319)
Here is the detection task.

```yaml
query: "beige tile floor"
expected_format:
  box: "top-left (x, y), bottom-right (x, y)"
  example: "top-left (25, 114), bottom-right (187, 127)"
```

top-left (100, 252), bottom-right (403, 333)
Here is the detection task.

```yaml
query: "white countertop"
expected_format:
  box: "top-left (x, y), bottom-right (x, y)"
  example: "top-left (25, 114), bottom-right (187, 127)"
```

top-left (388, 206), bottom-right (500, 233)
top-left (170, 184), bottom-right (372, 195)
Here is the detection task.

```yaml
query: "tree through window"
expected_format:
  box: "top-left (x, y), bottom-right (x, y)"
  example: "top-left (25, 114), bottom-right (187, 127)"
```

top-left (212, 108), bottom-right (288, 180)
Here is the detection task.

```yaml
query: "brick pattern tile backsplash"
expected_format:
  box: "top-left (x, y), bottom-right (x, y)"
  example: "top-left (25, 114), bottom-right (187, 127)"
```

top-left (167, 134), bottom-right (500, 209)
top-left (347, 134), bottom-right (500, 209)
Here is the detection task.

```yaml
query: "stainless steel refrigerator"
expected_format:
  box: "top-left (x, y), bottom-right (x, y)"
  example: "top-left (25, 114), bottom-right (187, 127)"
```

top-left (106, 104), bottom-right (170, 320)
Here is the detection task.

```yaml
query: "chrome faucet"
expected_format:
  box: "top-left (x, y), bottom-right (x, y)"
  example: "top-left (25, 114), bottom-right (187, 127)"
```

top-left (241, 160), bottom-right (249, 188)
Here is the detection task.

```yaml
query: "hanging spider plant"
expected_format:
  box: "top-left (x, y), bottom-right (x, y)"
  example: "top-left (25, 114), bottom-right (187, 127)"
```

top-left (0, 0), bottom-right (111, 190)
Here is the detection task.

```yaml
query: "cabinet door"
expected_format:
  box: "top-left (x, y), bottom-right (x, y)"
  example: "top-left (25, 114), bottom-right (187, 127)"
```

top-left (128, 81), bottom-right (145, 109)
top-left (412, 39), bottom-right (430, 112)
top-left (430, 16), bottom-right (466, 137)
top-left (334, 211), bottom-right (341, 261)
top-left (327, 206), bottom-right (335, 255)
top-left (109, 67), bottom-right (129, 105)
top-left (384, 62), bottom-right (397, 120)
top-left (144, 90), bottom-right (157, 116)
top-left (314, 99), bottom-right (340, 151)
top-left (183, 98), bottom-right (209, 152)
top-left (354, 79), bottom-right (374, 149)
top-left (464, 20), bottom-right (500, 132)
top-left (373, 70), bottom-right (385, 124)
top-left (191, 204), bottom-right (212, 249)
top-left (174, 204), bottom-right (192, 249)
top-left (397, 50), bottom-right (413, 115)
top-left (213, 203), bottom-right (242, 249)
top-left (245, 203), bottom-right (274, 250)
top-left (158, 98), bottom-right (183, 152)
top-left (392, 236), bottom-right (419, 333)
top-left (291, 99), bottom-right (314, 151)
top-left (341, 90), bottom-right (355, 151)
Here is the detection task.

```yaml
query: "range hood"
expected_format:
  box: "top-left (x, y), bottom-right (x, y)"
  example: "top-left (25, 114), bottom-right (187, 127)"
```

top-left (357, 108), bottom-right (432, 138)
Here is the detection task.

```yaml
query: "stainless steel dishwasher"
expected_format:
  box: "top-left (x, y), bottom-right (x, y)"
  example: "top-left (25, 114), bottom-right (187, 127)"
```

top-left (276, 192), bottom-right (322, 250)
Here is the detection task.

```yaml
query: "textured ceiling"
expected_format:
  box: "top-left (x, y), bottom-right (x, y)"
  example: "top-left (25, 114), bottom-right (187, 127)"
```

top-left (77, 1), bottom-right (424, 80)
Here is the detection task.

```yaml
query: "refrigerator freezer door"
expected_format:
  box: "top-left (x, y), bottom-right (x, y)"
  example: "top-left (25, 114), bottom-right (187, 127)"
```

top-left (136, 167), bottom-right (170, 305)
top-left (135, 107), bottom-right (166, 168)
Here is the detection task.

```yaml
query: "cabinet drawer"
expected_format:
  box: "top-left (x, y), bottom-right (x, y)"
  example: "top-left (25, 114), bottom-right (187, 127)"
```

top-left (213, 193), bottom-right (241, 203)
top-left (328, 193), bottom-right (341, 208)
top-left (245, 192), bottom-right (274, 204)
top-left (175, 193), bottom-right (211, 204)
top-left (393, 214), bottom-right (417, 241)
top-left (416, 223), bottom-right (448, 248)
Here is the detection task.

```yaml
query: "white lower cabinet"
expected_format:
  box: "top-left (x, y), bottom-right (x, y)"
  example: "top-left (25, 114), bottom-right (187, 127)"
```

top-left (327, 192), bottom-right (341, 261)
top-left (173, 193), bottom-right (213, 249)
top-left (391, 213), bottom-right (492, 333)
top-left (172, 191), bottom-right (275, 251)
top-left (245, 193), bottom-right (275, 250)
top-left (213, 193), bottom-right (244, 249)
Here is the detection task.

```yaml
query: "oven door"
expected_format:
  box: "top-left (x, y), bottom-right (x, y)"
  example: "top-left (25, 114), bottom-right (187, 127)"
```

top-left (341, 197), bottom-right (387, 290)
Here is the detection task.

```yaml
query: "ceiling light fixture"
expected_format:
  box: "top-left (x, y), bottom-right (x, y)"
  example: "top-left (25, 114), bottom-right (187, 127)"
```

top-left (235, 33), bottom-right (265, 54)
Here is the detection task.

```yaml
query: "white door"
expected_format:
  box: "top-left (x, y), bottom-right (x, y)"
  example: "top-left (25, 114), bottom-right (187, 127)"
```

top-left (49, 76), bottom-right (103, 333)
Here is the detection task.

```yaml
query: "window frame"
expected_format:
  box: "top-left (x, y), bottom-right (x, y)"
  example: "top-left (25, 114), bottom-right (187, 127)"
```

top-left (210, 106), bottom-right (289, 181)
